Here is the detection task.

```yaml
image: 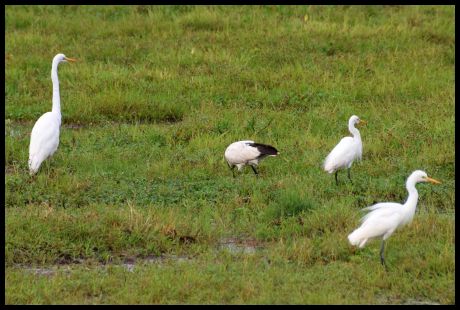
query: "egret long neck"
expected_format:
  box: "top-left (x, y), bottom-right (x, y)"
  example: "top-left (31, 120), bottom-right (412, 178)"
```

top-left (404, 177), bottom-right (419, 217)
top-left (348, 121), bottom-right (361, 139)
top-left (51, 61), bottom-right (61, 115)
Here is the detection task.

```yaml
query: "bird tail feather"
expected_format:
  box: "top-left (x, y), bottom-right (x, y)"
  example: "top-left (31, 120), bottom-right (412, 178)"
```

top-left (248, 143), bottom-right (279, 156)
top-left (347, 228), bottom-right (367, 248)
top-left (28, 155), bottom-right (41, 175)
top-left (323, 156), bottom-right (336, 173)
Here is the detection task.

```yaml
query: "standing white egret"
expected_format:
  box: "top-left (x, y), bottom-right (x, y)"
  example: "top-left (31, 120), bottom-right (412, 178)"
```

top-left (323, 115), bottom-right (366, 185)
top-left (224, 140), bottom-right (279, 177)
top-left (28, 53), bottom-right (76, 175)
top-left (348, 170), bottom-right (441, 268)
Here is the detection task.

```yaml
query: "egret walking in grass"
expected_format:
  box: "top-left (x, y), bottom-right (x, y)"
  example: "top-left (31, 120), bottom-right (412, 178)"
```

top-left (28, 53), bottom-right (76, 175)
top-left (348, 170), bottom-right (441, 268)
top-left (323, 115), bottom-right (366, 185)
top-left (224, 140), bottom-right (279, 177)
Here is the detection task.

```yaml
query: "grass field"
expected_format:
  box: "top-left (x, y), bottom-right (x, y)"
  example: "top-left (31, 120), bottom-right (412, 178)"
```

top-left (5, 5), bottom-right (455, 304)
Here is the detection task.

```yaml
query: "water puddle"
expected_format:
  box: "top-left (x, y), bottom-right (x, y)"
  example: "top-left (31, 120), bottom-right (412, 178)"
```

top-left (121, 254), bottom-right (192, 272)
top-left (217, 237), bottom-right (262, 255)
top-left (376, 294), bottom-right (442, 305)
top-left (22, 265), bottom-right (77, 277)
top-left (16, 254), bottom-right (194, 276)
top-left (14, 238), bottom-right (264, 277)
top-left (23, 267), bottom-right (62, 276)
top-left (402, 299), bottom-right (441, 305)
top-left (5, 127), bottom-right (26, 138)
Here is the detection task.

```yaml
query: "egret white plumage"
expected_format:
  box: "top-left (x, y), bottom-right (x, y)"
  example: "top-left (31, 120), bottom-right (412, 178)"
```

top-left (224, 140), bottom-right (279, 177)
top-left (348, 170), bottom-right (441, 268)
top-left (323, 115), bottom-right (366, 185)
top-left (28, 53), bottom-right (76, 175)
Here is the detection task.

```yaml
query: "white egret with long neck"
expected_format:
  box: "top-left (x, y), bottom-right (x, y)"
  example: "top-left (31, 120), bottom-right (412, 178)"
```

top-left (323, 115), bottom-right (366, 185)
top-left (28, 53), bottom-right (76, 175)
top-left (348, 170), bottom-right (441, 268)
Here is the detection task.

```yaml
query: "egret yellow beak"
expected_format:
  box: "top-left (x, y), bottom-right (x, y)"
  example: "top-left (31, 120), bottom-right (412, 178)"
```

top-left (425, 177), bottom-right (441, 184)
top-left (358, 119), bottom-right (367, 125)
top-left (65, 57), bottom-right (77, 62)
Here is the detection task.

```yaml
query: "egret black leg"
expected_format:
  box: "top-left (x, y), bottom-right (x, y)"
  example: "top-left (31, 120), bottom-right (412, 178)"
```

top-left (380, 240), bottom-right (387, 270)
top-left (347, 168), bottom-right (353, 183)
top-left (335, 171), bottom-right (339, 185)
top-left (45, 160), bottom-right (51, 177)
top-left (229, 165), bottom-right (236, 178)
top-left (251, 166), bottom-right (259, 176)
top-left (28, 172), bottom-right (37, 183)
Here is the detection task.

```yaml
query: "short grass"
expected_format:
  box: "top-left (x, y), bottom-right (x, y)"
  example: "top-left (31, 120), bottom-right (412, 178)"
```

top-left (5, 5), bottom-right (455, 304)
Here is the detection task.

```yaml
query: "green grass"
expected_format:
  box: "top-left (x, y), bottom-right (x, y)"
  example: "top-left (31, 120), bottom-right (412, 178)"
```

top-left (5, 5), bottom-right (455, 304)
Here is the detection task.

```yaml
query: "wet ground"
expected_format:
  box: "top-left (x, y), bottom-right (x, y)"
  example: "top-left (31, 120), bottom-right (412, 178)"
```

top-left (216, 237), bottom-right (262, 255)
top-left (9, 237), bottom-right (445, 305)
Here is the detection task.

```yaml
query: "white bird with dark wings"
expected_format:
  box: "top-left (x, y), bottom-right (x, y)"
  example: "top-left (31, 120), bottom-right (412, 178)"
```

top-left (224, 140), bottom-right (279, 176)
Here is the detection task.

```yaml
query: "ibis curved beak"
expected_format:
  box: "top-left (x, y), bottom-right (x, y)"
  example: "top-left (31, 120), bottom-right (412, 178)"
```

top-left (65, 57), bottom-right (77, 63)
top-left (425, 177), bottom-right (441, 184)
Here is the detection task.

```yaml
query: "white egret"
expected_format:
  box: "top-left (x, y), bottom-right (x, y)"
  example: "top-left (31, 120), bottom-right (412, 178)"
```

top-left (224, 140), bottom-right (279, 177)
top-left (348, 170), bottom-right (441, 268)
top-left (28, 53), bottom-right (76, 175)
top-left (323, 115), bottom-right (366, 185)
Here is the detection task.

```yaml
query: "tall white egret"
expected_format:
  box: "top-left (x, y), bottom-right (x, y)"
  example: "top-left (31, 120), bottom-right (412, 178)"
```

top-left (323, 115), bottom-right (366, 185)
top-left (224, 140), bottom-right (279, 177)
top-left (28, 53), bottom-right (76, 175)
top-left (348, 170), bottom-right (441, 268)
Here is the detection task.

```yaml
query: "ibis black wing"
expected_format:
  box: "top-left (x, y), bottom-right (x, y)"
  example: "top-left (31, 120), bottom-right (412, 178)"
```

top-left (247, 143), bottom-right (279, 156)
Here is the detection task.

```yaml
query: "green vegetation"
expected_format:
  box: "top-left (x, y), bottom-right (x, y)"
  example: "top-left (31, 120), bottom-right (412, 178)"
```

top-left (5, 5), bottom-right (454, 304)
